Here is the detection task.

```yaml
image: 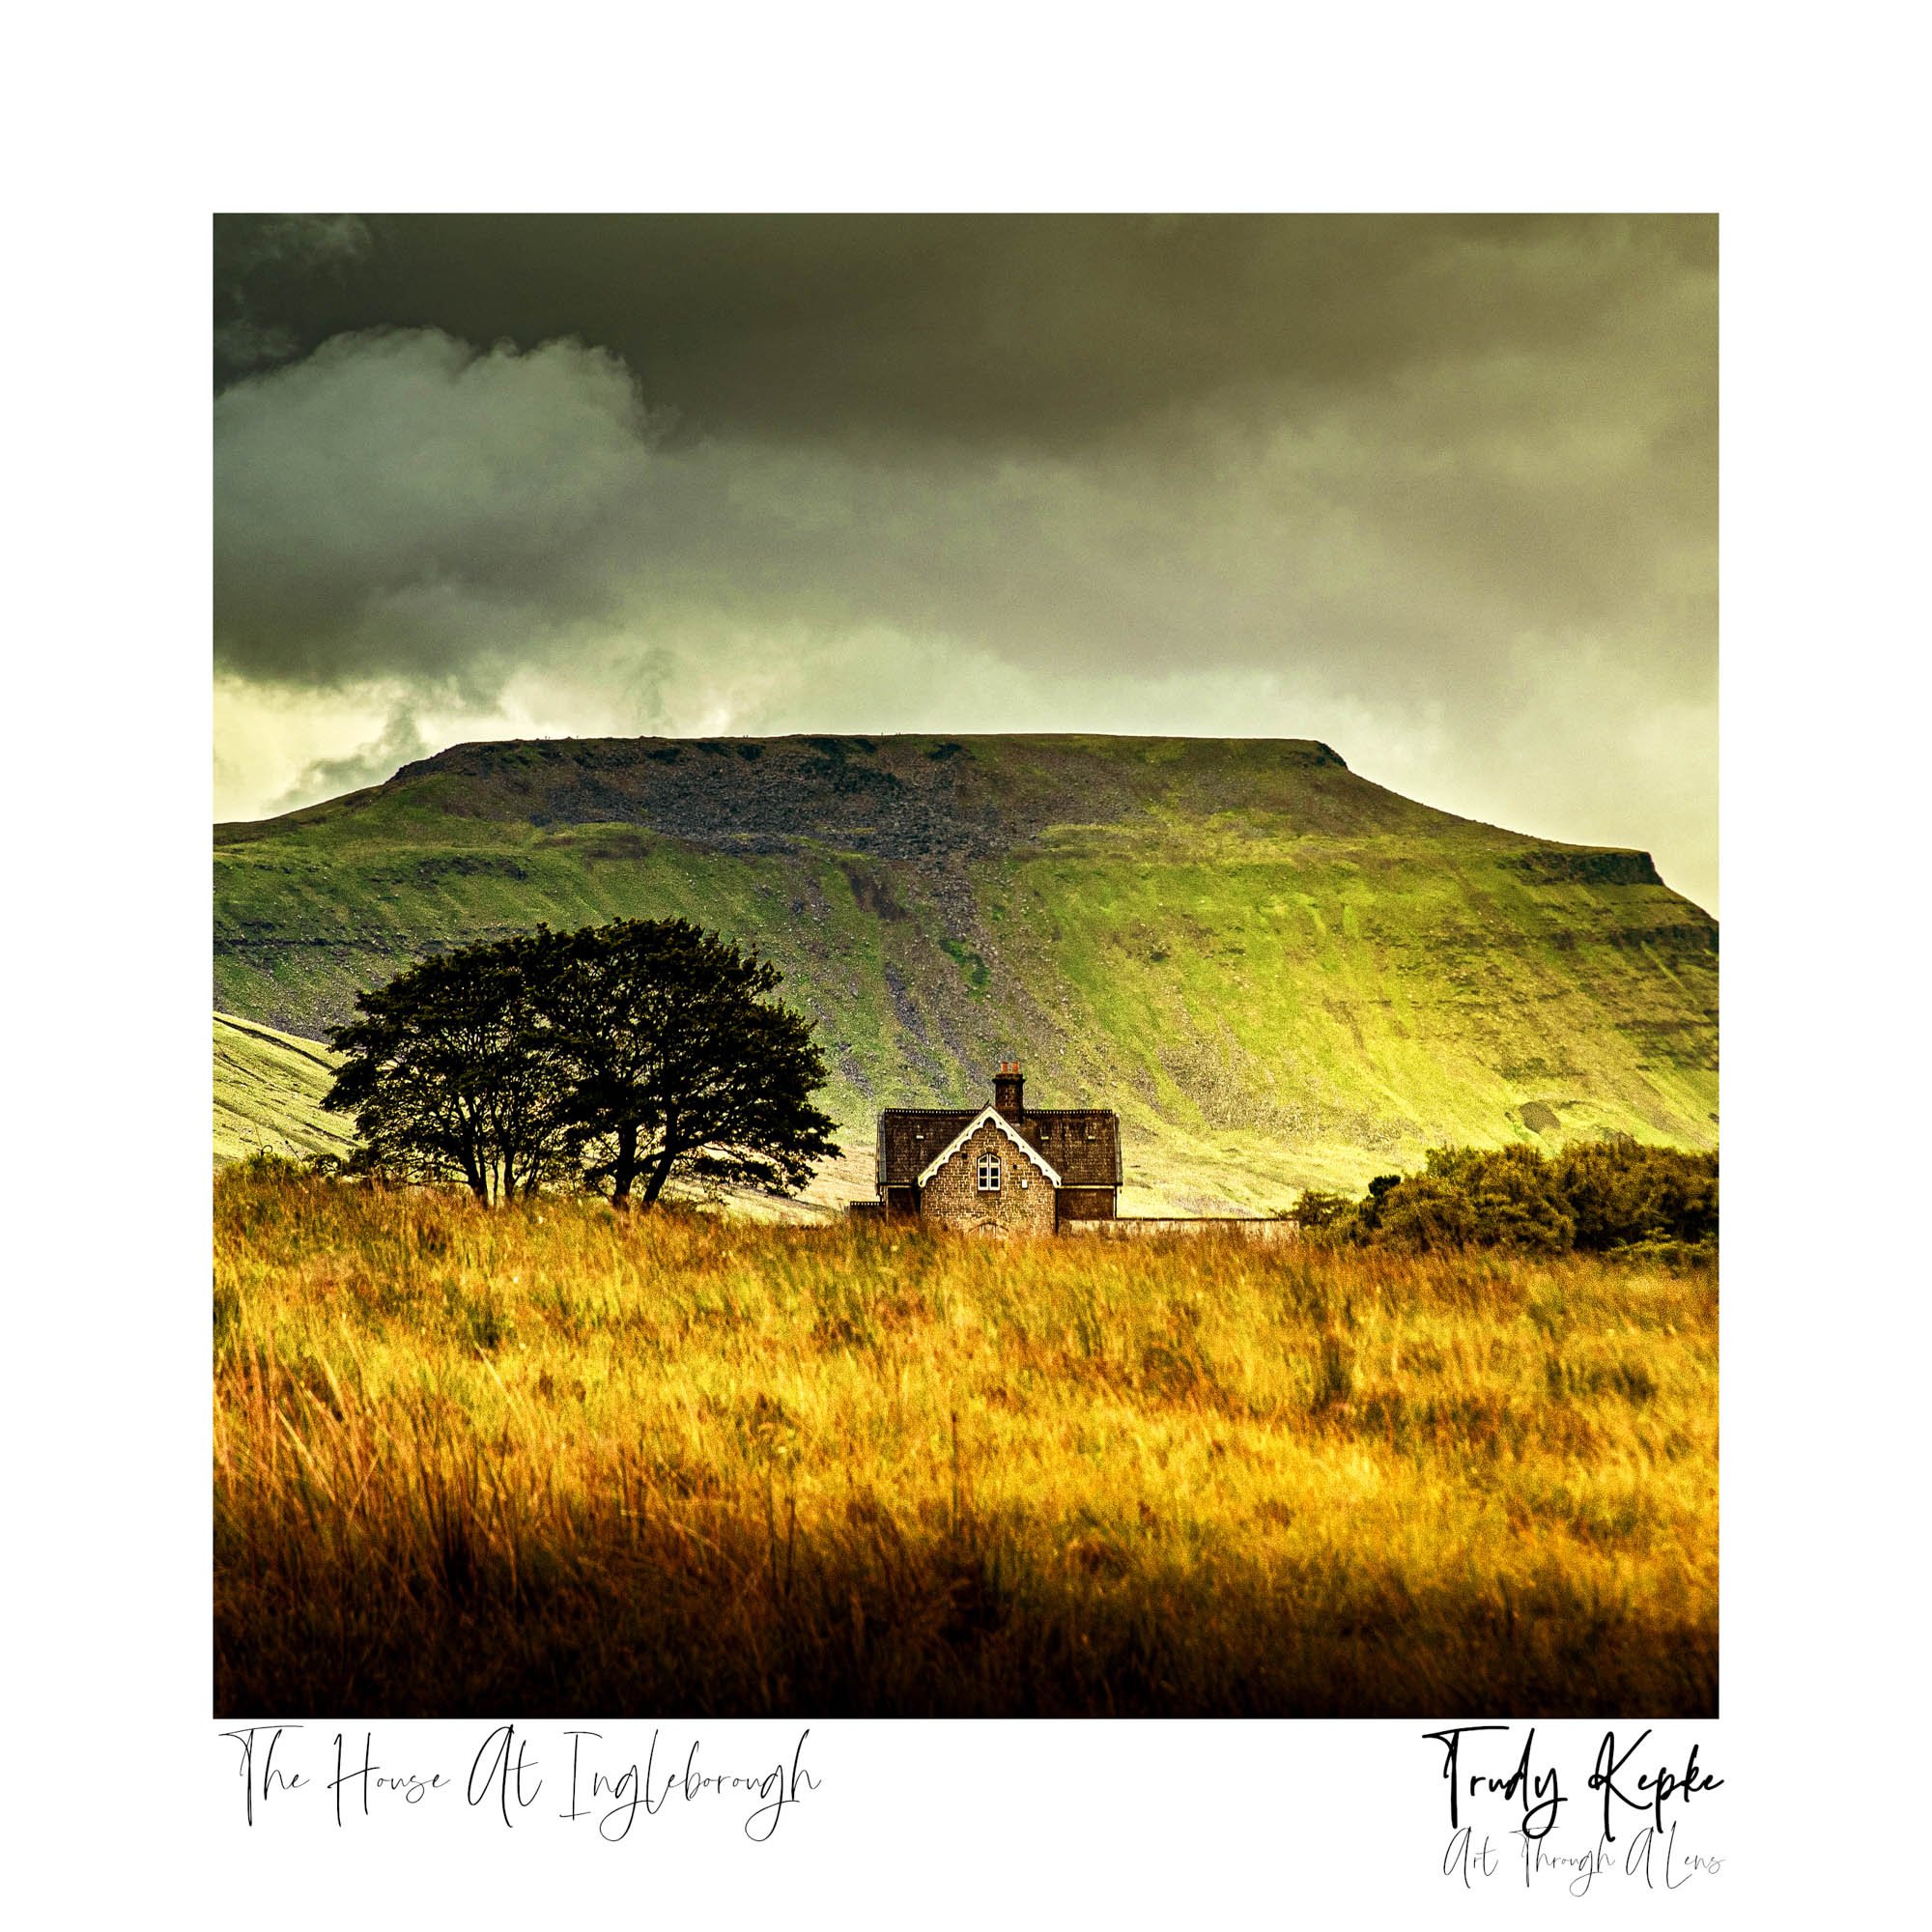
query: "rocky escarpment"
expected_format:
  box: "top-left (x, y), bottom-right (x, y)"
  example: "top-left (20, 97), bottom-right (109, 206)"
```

top-left (380, 733), bottom-right (1398, 860)
top-left (1506, 847), bottom-right (1664, 888)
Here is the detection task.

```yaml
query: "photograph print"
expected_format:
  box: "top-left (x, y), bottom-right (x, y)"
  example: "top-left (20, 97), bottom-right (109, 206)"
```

top-left (212, 213), bottom-right (1718, 1719)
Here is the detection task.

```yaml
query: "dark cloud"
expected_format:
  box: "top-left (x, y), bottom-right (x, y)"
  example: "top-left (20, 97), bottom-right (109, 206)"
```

top-left (213, 213), bottom-right (1714, 450)
top-left (214, 214), bottom-right (374, 375)
top-left (211, 214), bottom-right (1718, 909)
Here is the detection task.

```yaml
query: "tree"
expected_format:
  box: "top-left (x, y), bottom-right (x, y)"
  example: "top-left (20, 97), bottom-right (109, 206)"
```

top-left (323, 933), bottom-right (577, 1205)
top-left (543, 918), bottom-right (838, 1206)
top-left (323, 917), bottom-right (839, 1209)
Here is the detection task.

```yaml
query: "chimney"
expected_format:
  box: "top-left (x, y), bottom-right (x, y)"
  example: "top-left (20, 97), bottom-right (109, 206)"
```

top-left (993, 1059), bottom-right (1025, 1122)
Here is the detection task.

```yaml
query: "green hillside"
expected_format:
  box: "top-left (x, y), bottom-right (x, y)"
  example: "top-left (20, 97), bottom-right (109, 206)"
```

top-left (213, 734), bottom-right (1717, 1206)
top-left (213, 1012), bottom-right (355, 1169)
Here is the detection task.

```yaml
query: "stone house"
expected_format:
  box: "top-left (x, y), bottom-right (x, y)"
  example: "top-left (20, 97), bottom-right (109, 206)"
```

top-left (872, 1062), bottom-right (1121, 1235)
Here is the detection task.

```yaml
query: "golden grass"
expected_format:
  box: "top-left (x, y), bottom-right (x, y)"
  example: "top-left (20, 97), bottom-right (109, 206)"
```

top-left (213, 1164), bottom-right (1718, 1717)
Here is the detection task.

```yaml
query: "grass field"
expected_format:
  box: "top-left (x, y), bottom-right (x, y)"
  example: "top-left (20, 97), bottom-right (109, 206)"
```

top-left (213, 1162), bottom-right (1718, 1718)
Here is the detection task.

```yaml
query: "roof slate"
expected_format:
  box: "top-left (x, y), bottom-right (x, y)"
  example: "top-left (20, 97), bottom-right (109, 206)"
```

top-left (878, 1104), bottom-right (1122, 1188)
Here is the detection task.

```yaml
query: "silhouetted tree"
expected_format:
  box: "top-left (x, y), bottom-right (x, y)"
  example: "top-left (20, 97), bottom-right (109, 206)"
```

top-left (543, 918), bottom-right (838, 1206)
top-left (323, 933), bottom-right (576, 1204)
top-left (327, 918), bottom-right (838, 1208)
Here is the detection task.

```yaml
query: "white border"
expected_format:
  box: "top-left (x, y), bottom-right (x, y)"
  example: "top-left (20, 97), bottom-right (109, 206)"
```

top-left (14, 1), bottom-right (1929, 1920)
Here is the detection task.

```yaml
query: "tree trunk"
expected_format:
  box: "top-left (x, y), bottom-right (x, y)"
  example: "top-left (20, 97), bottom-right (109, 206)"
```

top-left (459, 1143), bottom-right (489, 1204)
top-left (641, 1136), bottom-right (679, 1206)
top-left (610, 1123), bottom-right (639, 1203)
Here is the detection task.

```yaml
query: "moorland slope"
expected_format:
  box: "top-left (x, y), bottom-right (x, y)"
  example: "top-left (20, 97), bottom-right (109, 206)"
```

top-left (213, 734), bottom-right (1717, 1203)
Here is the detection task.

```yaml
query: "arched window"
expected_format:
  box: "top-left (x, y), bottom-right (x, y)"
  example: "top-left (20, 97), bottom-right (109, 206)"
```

top-left (977, 1151), bottom-right (1002, 1192)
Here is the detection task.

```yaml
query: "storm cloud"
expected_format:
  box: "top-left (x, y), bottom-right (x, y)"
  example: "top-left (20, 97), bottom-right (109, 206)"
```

top-left (213, 214), bottom-right (1718, 908)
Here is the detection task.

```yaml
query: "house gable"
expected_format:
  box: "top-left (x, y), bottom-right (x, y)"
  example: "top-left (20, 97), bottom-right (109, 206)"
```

top-left (917, 1113), bottom-right (1059, 1236)
top-left (915, 1106), bottom-right (1063, 1189)
top-left (878, 1108), bottom-right (1118, 1189)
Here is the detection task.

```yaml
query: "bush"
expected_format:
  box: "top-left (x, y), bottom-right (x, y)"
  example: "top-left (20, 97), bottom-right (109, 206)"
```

top-left (1387, 1147), bottom-right (1574, 1253)
top-left (1287, 1189), bottom-right (1352, 1230)
top-left (1322, 1138), bottom-right (1717, 1256)
top-left (230, 1151), bottom-right (310, 1185)
top-left (1553, 1140), bottom-right (1718, 1250)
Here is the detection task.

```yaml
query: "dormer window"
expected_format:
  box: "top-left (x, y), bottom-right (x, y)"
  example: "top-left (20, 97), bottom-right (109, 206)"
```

top-left (977, 1152), bottom-right (1002, 1192)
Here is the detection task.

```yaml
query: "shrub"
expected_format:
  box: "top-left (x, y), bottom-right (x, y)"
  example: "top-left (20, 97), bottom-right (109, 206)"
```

top-left (230, 1151), bottom-right (310, 1185)
top-left (1324, 1138), bottom-right (1716, 1256)
top-left (1347, 1146), bottom-right (1574, 1253)
top-left (1288, 1189), bottom-right (1352, 1230)
top-left (1554, 1141), bottom-right (1718, 1250)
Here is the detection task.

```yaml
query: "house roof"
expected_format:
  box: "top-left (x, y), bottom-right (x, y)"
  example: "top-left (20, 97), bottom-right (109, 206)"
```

top-left (878, 1104), bottom-right (1122, 1188)
top-left (915, 1107), bottom-right (1063, 1188)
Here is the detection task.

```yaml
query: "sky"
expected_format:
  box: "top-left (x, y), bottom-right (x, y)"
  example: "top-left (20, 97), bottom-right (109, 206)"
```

top-left (213, 213), bottom-right (1718, 910)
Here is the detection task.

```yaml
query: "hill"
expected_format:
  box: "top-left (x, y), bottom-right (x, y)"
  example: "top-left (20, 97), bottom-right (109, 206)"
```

top-left (213, 734), bottom-right (1717, 1205)
top-left (212, 1012), bottom-right (355, 1168)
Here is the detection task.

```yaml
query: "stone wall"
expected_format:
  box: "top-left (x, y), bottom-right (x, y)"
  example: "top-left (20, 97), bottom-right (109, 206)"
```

top-left (919, 1118), bottom-right (1057, 1236)
top-left (1061, 1217), bottom-right (1300, 1243)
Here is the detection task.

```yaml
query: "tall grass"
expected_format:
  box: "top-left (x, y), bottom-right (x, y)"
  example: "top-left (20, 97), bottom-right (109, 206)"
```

top-left (213, 1164), bottom-right (1717, 1717)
